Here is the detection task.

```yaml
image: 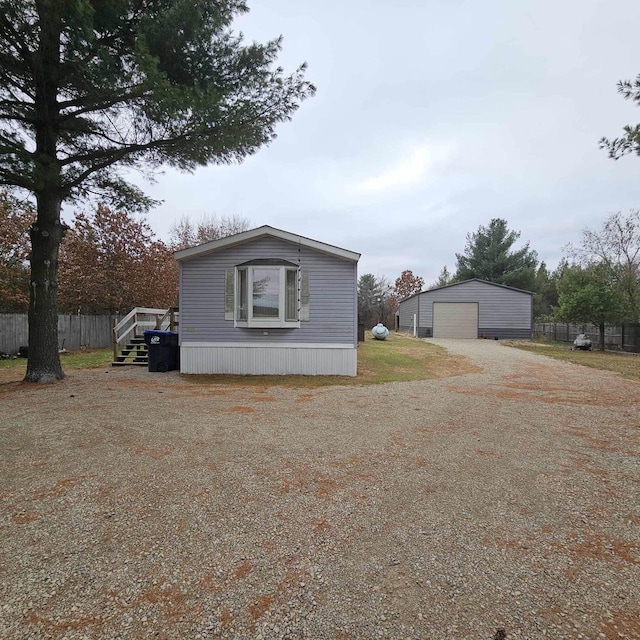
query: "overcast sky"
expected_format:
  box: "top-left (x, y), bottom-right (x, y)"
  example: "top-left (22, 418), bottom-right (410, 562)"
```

top-left (137, 0), bottom-right (640, 286)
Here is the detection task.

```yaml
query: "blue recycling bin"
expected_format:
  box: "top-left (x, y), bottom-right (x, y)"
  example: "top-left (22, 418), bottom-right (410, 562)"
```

top-left (143, 330), bottom-right (179, 372)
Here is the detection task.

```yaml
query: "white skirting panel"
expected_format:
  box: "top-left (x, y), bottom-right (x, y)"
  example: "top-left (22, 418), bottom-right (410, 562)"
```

top-left (180, 343), bottom-right (357, 376)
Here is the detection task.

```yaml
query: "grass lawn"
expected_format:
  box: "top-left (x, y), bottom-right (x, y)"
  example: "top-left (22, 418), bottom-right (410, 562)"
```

top-left (356, 332), bottom-right (475, 384)
top-left (504, 339), bottom-right (640, 381)
top-left (0, 334), bottom-right (475, 387)
top-left (185, 332), bottom-right (477, 388)
top-left (5, 336), bottom-right (638, 385)
top-left (0, 348), bottom-right (113, 373)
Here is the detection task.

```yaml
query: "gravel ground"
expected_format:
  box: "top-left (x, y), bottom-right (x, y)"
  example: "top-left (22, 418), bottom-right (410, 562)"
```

top-left (1, 339), bottom-right (639, 640)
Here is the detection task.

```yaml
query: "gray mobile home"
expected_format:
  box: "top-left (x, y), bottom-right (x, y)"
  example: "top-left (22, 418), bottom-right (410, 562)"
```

top-left (398, 279), bottom-right (533, 339)
top-left (175, 226), bottom-right (360, 375)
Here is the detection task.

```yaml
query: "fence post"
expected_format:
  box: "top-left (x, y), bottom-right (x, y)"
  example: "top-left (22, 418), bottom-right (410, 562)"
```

top-left (112, 318), bottom-right (118, 363)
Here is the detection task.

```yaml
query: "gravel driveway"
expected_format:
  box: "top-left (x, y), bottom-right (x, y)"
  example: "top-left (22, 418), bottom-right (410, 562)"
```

top-left (1, 340), bottom-right (639, 639)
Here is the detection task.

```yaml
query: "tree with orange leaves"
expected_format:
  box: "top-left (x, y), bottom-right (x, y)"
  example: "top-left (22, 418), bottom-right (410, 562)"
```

top-left (0, 192), bottom-right (34, 312)
top-left (58, 206), bottom-right (177, 315)
top-left (394, 269), bottom-right (424, 300)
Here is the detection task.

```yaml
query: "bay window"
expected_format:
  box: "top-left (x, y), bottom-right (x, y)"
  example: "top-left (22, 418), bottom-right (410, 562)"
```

top-left (225, 260), bottom-right (308, 328)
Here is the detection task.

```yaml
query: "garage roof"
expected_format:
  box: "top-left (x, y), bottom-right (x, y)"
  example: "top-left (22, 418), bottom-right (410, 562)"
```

top-left (400, 278), bottom-right (534, 303)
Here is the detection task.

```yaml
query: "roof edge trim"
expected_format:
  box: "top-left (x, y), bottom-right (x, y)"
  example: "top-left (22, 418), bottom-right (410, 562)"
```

top-left (174, 225), bottom-right (360, 262)
top-left (399, 278), bottom-right (534, 303)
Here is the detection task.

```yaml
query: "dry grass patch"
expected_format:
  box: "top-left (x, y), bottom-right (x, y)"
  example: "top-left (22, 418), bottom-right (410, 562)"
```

top-left (0, 334), bottom-right (477, 389)
top-left (503, 339), bottom-right (640, 381)
top-left (358, 332), bottom-right (479, 383)
top-left (184, 333), bottom-right (478, 388)
top-left (0, 348), bottom-right (112, 384)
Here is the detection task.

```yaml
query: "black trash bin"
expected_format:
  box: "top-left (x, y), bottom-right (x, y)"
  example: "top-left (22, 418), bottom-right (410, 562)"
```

top-left (144, 330), bottom-right (179, 372)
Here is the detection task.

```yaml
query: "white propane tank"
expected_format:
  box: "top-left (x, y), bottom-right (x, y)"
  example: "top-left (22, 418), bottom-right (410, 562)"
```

top-left (371, 323), bottom-right (389, 340)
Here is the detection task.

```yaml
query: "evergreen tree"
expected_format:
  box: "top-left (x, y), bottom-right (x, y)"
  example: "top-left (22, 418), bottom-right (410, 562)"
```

top-left (430, 265), bottom-right (452, 289)
top-left (0, 1), bottom-right (314, 382)
top-left (358, 274), bottom-right (394, 328)
top-left (532, 261), bottom-right (561, 320)
top-left (600, 75), bottom-right (640, 159)
top-left (454, 218), bottom-right (538, 290)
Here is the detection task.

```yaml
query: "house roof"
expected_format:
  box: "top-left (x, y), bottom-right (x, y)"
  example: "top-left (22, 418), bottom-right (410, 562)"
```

top-left (174, 225), bottom-right (361, 263)
top-left (399, 278), bottom-right (534, 303)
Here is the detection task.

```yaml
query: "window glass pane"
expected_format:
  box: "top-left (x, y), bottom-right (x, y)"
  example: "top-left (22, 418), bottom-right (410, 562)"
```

top-left (285, 269), bottom-right (298, 321)
top-left (237, 269), bottom-right (248, 321)
top-left (252, 267), bottom-right (280, 318)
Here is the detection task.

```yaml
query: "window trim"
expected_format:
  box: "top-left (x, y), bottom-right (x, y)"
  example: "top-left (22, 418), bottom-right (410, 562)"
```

top-left (234, 265), bottom-right (301, 328)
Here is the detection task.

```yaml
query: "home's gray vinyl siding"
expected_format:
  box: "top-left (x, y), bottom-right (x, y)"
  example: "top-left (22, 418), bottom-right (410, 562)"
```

top-left (398, 295), bottom-right (423, 335)
top-left (180, 236), bottom-right (357, 345)
top-left (398, 280), bottom-right (532, 339)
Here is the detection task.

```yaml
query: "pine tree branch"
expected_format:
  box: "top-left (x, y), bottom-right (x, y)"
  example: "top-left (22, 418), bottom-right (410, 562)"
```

top-left (0, 167), bottom-right (33, 190)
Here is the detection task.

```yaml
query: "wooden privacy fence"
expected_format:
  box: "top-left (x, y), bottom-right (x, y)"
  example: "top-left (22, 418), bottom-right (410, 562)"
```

top-left (0, 313), bottom-right (115, 355)
top-left (533, 322), bottom-right (640, 352)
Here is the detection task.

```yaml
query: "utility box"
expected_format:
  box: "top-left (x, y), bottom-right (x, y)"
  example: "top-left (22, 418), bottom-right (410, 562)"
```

top-left (144, 330), bottom-right (179, 372)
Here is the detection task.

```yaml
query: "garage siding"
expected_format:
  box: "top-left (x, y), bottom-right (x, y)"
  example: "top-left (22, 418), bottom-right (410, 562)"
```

top-left (397, 294), bottom-right (422, 336)
top-left (398, 279), bottom-right (533, 339)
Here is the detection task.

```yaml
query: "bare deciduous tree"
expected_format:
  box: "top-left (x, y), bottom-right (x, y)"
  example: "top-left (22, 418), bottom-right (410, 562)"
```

top-left (564, 210), bottom-right (640, 322)
top-left (169, 214), bottom-right (251, 250)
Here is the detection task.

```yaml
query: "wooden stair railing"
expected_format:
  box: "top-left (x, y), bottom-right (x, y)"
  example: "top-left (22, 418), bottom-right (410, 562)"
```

top-left (112, 307), bottom-right (179, 366)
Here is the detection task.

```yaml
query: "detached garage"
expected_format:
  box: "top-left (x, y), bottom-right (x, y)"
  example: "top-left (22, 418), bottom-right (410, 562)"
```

top-left (398, 279), bottom-right (533, 339)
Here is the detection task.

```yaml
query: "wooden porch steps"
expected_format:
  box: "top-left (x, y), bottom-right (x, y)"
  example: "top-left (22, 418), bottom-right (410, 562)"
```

top-left (112, 307), bottom-right (178, 367)
top-left (112, 337), bottom-right (148, 366)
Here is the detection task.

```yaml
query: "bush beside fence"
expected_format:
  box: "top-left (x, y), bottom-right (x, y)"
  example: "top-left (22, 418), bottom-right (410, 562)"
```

top-left (533, 322), bottom-right (640, 353)
top-left (0, 314), bottom-right (116, 355)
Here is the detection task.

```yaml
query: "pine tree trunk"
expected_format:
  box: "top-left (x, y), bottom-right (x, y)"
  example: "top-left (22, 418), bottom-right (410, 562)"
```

top-left (24, 192), bottom-right (65, 383)
top-left (25, 4), bottom-right (64, 383)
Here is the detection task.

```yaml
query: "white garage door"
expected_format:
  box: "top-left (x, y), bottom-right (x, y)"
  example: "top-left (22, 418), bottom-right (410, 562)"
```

top-left (433, 302), bottom-right (478, 338)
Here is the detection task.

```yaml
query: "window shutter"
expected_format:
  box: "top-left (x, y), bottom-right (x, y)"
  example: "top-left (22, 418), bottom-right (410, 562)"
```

top-left (224, 269), bottom-right (234, 320)
top-left (300, 270), bottom-right (310, 321)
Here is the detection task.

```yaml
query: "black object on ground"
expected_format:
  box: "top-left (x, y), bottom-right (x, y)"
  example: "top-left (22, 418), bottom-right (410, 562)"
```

top-left (143, 331), bottom-right (179, 373)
